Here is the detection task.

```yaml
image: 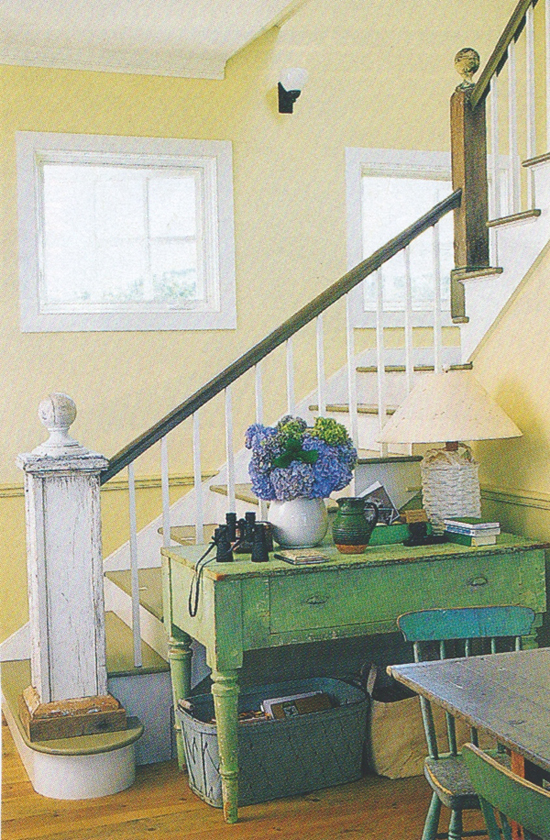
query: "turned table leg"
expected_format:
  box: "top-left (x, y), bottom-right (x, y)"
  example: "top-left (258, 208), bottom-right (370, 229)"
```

top-left (211, 667), bottom-right (239, 823)
top-left (168, 626), bottom-right (193, 770)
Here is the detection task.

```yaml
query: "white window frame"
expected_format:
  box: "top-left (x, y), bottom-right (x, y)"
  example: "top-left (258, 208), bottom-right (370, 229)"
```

top-left (345, 147), bottom-right (453, 329)
top-left (17, 132), bottom-right (236, 332)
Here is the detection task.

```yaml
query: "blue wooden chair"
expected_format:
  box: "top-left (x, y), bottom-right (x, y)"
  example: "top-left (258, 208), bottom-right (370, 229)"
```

top-left (463, 742), bottom-right (550, 840)
top-left (397, 605), bottom-right (536, 840)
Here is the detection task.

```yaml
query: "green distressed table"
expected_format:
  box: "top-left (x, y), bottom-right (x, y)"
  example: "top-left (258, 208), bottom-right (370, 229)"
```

top-left (161, 533), bottom-right (547, 823)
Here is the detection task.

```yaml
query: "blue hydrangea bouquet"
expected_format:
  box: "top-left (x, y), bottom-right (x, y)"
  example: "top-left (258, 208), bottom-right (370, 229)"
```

top-left (245, 415), bottom-right (357, 501)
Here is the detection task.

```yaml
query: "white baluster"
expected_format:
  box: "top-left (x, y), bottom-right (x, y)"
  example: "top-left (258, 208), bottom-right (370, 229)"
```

top-left (527, 2), bottom-right (536, 206)
top-left (286, 337), bottom-right (295, 415)
top-left (488, 75), bottom-right (500, 264)
top-left (546, 0), bottom-right (550, 149)
top-left (192, 411), bottom-right (204, 545)
top-left (316, 314), bottom-right (326, 416)
top-left (345, 294), bottom-right (359, 451)
top-left (375, 268), bottom-right (387, 456)
top-left (161, 436), bottom-right (171, 548)
top-left (490, 74), bottom-right (500, 220)
top-left (508, 39), bottom-right (521, 214)
top-left (255, 361), bottom-right (263, 424)
top-left (404, 246), bottom-right (413, 396)
top-left (225, 386), bottom-right (236, 513)
top-left (254, 363), bottom-right (268, 520)
top-left (128, 462), bottom-right (142, 669)
top-left (432, 225), bottom-right (443, 374)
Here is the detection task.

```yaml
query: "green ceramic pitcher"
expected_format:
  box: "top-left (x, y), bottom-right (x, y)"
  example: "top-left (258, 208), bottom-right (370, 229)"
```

top-left (332, 497), bottom-right (379, 554)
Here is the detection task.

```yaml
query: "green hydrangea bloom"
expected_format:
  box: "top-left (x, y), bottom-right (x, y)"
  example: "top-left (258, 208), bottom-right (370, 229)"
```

top-left (310, 416), bottom-right (351, 446)
top-left (276, 416), bottom-right (307, 446)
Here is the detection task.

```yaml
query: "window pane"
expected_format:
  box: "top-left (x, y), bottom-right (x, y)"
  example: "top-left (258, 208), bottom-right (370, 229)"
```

top-left (150, 239), bottom-right (199, 301)
top-left (148, 176), bottom-right (196, 238)
top-left (94, 174), bottom-right (145, 239)
top-left (361, 175), bottom-right (452, 310)
top-left (42, 166), bottom-right (96, 305)
top-left (40, 162), bottom-right (200, 311)
top-left (95, 241), bottom-right (147, 302)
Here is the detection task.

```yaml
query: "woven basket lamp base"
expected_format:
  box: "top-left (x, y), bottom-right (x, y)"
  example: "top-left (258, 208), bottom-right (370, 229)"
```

top-left (420, 446), bottom-right (481, 533)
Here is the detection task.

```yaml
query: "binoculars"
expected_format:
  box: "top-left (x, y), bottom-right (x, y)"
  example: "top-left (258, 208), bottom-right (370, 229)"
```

top-left (213, 511), bottom-right (273, 563)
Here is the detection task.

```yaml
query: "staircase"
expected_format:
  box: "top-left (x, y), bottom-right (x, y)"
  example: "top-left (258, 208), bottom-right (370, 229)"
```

top-left (4, 0), bottom-right (550, 792)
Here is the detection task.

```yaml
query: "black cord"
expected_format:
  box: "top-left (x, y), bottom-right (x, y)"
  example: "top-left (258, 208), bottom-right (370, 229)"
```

top-left (188, 538), bottom-right (244, 617)
top-left (188, 542), bottom-right (216, 617)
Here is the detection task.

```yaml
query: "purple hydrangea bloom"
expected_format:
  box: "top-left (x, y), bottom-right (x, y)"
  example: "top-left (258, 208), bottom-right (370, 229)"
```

top-left (271, 461), bottom-right (315, 501)
top-left (245, 423), bottom-right (276, 450)
top-left (250, 470), bottom-right (277, 501)
top-left (303, 436), bottom-right (354, 497)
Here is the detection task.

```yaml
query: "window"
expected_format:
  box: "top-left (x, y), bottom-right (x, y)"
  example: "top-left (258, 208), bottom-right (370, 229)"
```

top-left (17, 132), bottom-right (236, 331)
top-left (346, 148), bottom-right (453, 327)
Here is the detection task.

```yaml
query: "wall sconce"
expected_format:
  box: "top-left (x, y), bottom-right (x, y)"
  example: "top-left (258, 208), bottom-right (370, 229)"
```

top-left (278, 68), bottom-right (308, 113)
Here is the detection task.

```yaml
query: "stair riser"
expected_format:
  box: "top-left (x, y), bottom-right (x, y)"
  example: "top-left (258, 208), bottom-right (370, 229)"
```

top-left (108, 672), bottom-right (174, 765)
top-left (320, 348), bottom-right (462, 406)
top-left (460, 158), bottom-right (550, 360)
top-left (354, 459), bottom-right (420, 510)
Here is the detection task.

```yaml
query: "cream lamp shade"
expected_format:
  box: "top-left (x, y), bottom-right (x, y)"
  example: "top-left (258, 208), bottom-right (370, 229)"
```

top-left (378, 370), bottom-right (522, 529)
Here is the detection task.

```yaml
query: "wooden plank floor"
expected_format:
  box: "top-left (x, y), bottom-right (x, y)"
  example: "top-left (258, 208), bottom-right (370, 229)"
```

top-left (2, 715), bottom-right (486, 840)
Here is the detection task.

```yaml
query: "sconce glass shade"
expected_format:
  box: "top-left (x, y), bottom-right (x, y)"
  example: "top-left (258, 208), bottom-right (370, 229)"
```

top-left (377, 370), bottom-right (522, 445)
top-left (279, 67), bottom-right (308, 92)
top-left (278, 68), bottom-right (308, 113)
top-left (377, 370), bottom-right (522, 530)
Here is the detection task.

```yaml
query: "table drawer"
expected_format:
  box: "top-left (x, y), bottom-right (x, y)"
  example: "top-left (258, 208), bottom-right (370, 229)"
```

top-left (268, 552), bottom-right (545, 635)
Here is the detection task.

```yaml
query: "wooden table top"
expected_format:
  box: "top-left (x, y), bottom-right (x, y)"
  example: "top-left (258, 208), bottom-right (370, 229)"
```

top-left (161, 532), bottom-right (547, 581)
top-left (389, 647), bottom-right (550, 774)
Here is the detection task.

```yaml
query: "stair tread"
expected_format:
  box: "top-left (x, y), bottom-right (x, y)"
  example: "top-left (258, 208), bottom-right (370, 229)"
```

top-left (309, 403), bottom-right (397, 415)
top-left (1, 658), bottom-right (144, 756)
top-left (487, 208), bottom-right (541, 228)
top-left (106, 568), bottom-right (164, 622)
top-left (210, 482), bottom-right (259, 505)
top-left (356, 363), bottom-right (472, 374)
top-left (451, 266), bottom-right (503, 281)
top-left (164, 523), bottom-right (218, 546)
top-left (357, 449), bottom-right (422, 464)
top-left (105, 610), bottom-right (168, 676)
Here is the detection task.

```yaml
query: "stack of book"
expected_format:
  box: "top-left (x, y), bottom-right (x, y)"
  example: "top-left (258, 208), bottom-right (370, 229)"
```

top-left (261, 690), bottom-right (333, 720)
top-left (444, 518), bottom-right (501, 546)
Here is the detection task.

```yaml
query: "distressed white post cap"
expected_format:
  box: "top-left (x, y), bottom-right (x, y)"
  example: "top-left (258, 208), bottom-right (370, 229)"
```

top-left (32, 393), bottom-right (88, 456)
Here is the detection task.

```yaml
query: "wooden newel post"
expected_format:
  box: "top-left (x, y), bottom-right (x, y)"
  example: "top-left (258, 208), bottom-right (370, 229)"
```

top-left (450, 48), bottom-right (490, 320)
top-left (17, 393), bottom-right (127, 741)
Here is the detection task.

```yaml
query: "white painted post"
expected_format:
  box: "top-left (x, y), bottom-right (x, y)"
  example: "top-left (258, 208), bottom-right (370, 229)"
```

top-left (17, 394), bottom-right (109, 703)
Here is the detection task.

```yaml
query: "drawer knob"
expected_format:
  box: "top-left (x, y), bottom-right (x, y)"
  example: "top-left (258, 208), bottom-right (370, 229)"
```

top-left (468, 575), bottom-right (489, 587)
top-left (305, 594), bottom-right (329, 606)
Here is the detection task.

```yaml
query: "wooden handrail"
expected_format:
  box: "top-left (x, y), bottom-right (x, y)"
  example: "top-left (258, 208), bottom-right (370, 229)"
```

top-left (470, 0), bottom-right (538, 110)
top-left (101, 188), bottom-right (461, 484)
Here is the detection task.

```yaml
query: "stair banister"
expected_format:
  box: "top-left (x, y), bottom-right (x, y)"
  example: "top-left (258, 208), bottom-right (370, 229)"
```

top-left (451, 0), bottom-right (546, 318)
top-left (469, 0), bottom-right (537, 111)
top-left (101, 187), bottom-right (461, 485)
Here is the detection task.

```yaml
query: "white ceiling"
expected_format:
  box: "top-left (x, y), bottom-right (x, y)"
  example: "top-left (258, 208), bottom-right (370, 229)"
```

top-left (0, 0), bottom-right (307, 79)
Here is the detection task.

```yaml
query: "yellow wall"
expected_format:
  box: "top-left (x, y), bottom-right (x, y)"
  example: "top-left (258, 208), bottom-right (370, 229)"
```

top-left (0, 0), bottom-right (517, 640)
top-left (472, 239), bottom-right (550, 541)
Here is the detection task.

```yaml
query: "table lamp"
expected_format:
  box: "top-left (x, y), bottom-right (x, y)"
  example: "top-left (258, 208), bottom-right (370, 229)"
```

top-left (377, 370), bottom-right (522, 530)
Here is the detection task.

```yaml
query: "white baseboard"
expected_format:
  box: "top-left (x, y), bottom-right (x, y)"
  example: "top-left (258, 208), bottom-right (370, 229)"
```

top-left (0, 622), bottom-right (30, 661)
